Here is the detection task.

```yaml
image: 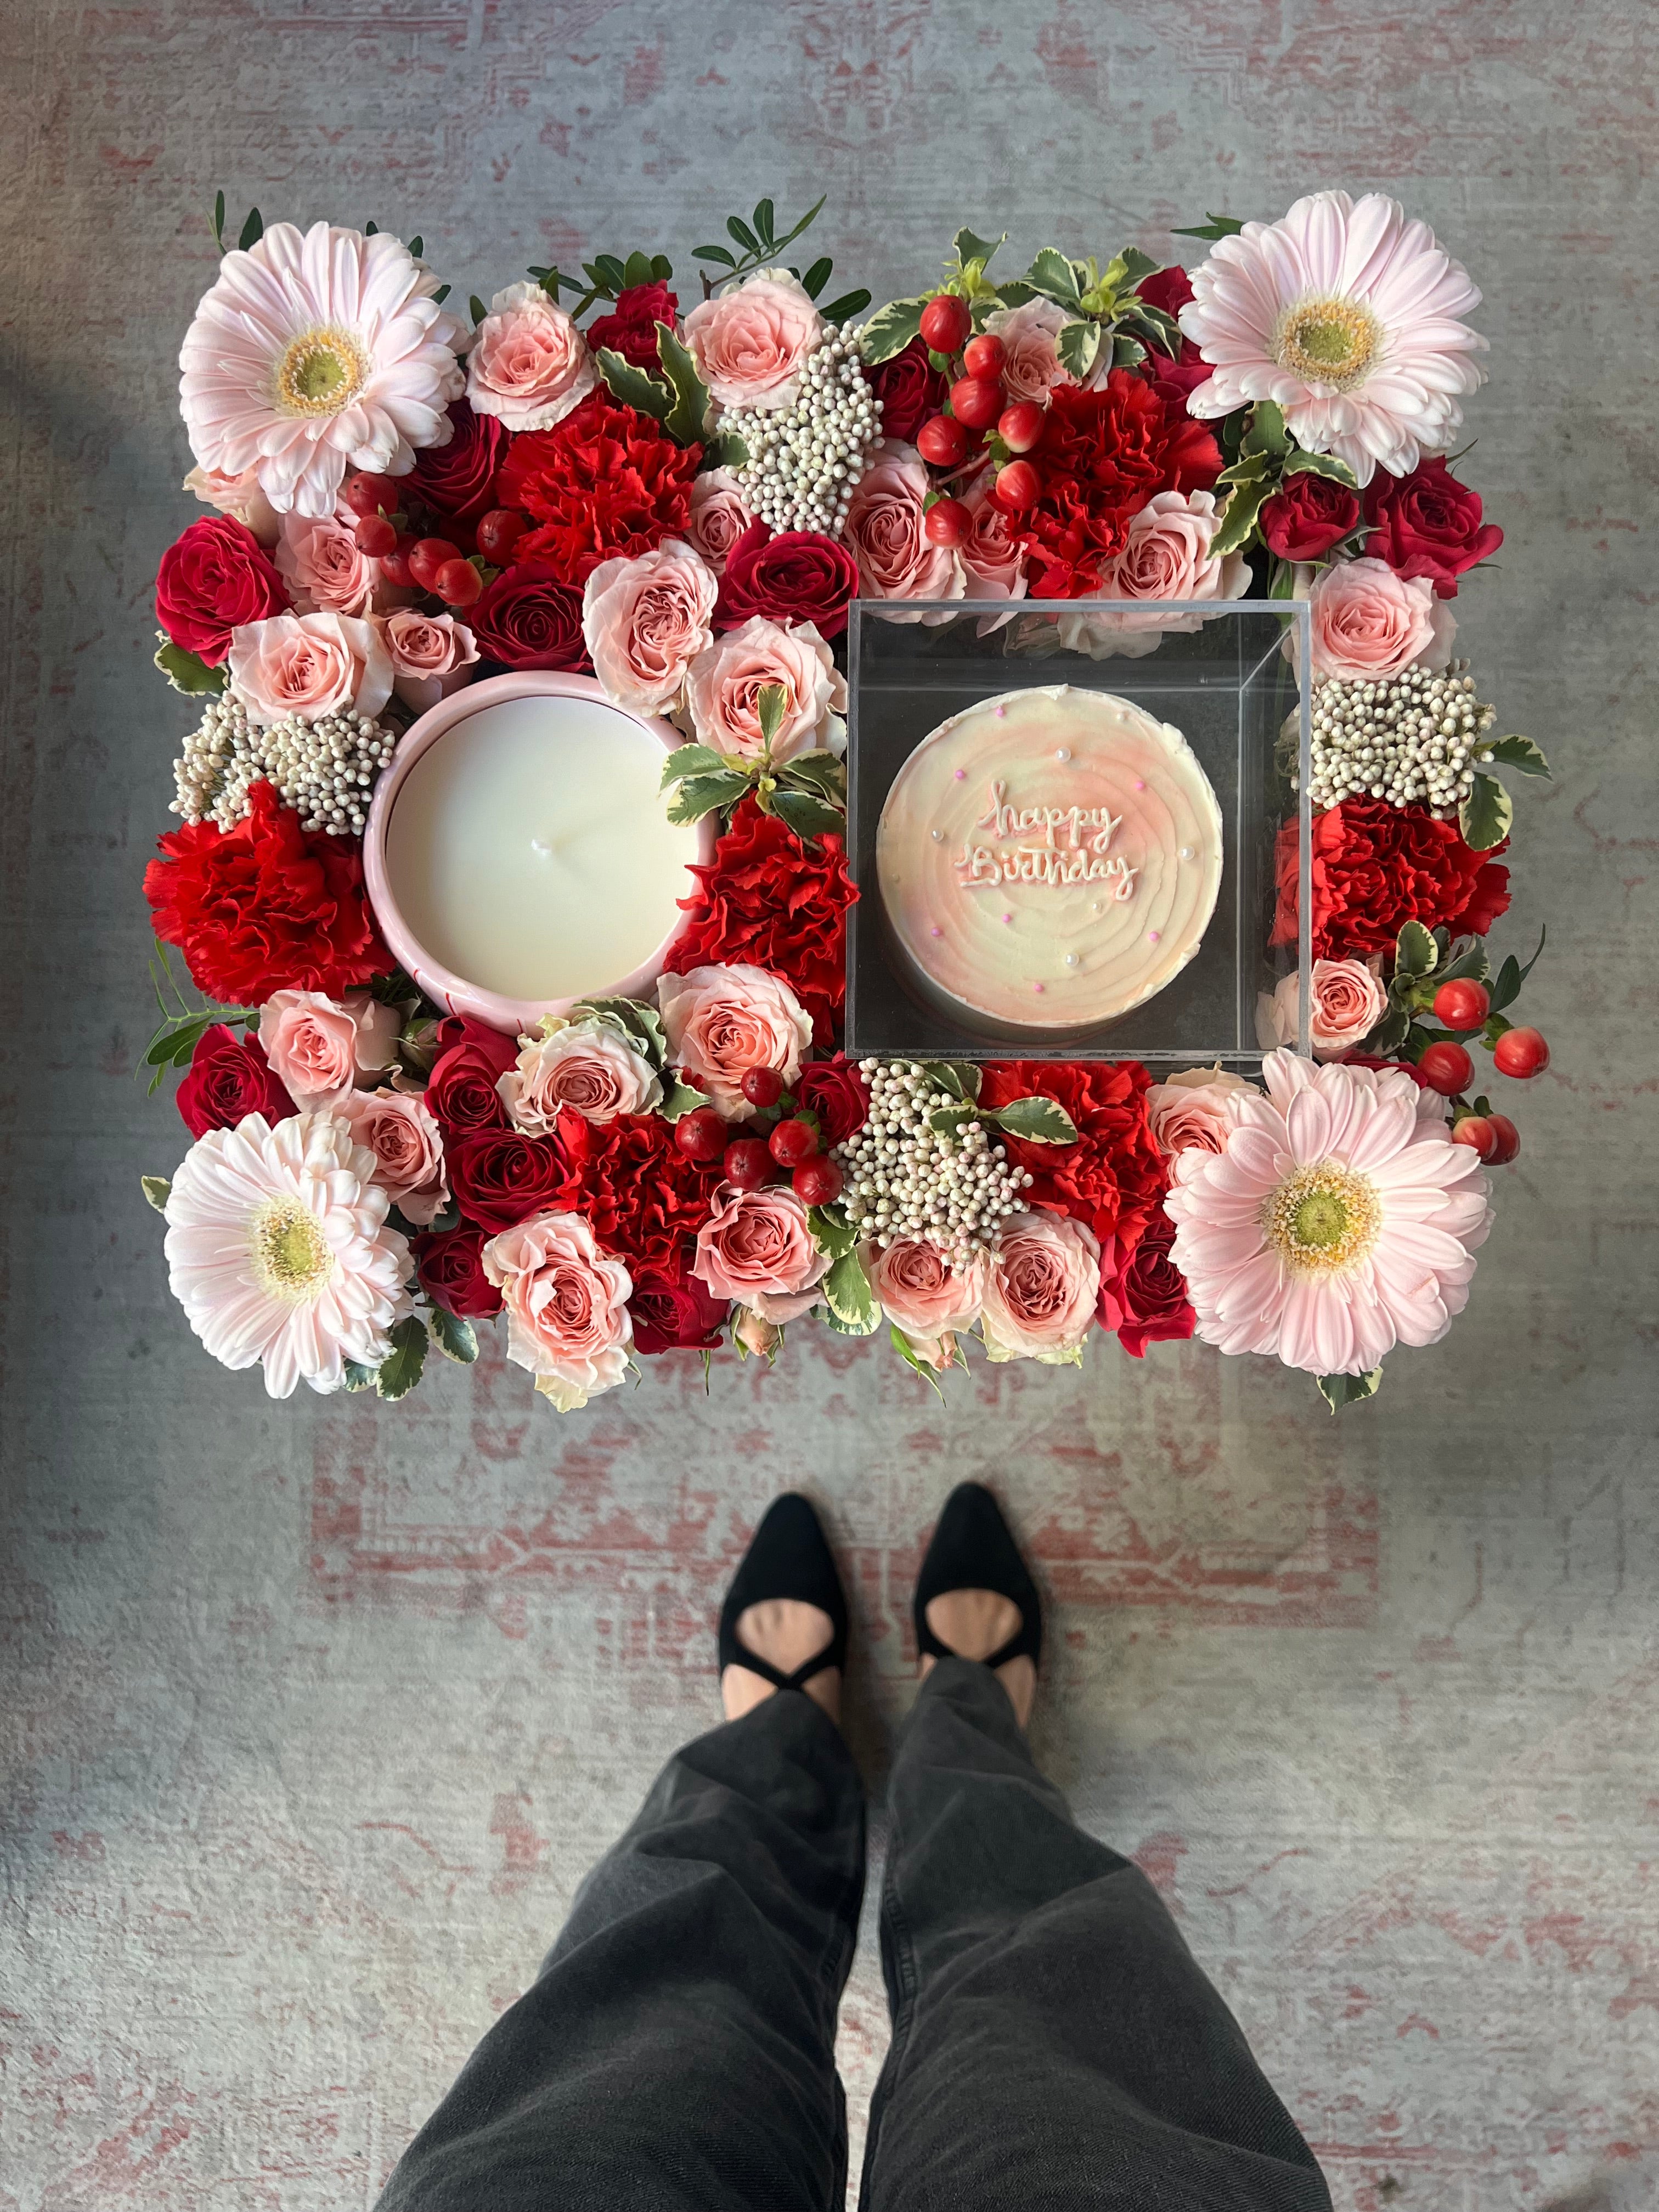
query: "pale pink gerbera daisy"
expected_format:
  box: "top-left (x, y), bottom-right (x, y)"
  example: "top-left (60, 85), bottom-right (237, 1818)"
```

top-left (180, 221), bottom-right (466, 519)
top-left (164, 1111), bottom-right (413, 1397)
top-left (1178, 191), bottom-right (1487, 484)
top-left (1164, 1051), bottom-right (1491, 1376)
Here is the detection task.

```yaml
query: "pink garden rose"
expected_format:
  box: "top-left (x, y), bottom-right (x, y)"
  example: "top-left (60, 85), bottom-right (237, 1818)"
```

top-left (497, 1018), bottom-right (663, 1131)
top-left (382, 608), bottom-right (480, 713)
top-left (980, 1210), bottom-right (1102, 1362)
top-left (581, 538), bottom-right (719, 715)
top-left (184, 463), bottom-right (280, 546)
top-left (483, 1209), bottom-right (634, 1410)
top-left (227, 611), bottom-right (392, 726)
top-left (682, 615), bottom-right (847, 763)
top-left (1056, 489), bottom-right (1249, 659)
top-left (863, 1238), bottom-right (988, 1369)
top-left (681, 272), bottom-right (822, 412)
top-left (1305, 555), bottom-right (1456, 680)
top-left (340, 1088), bottom-right (449, 1224)
top-left (275, 509), bottom-right (379, 617)
top-left (1258, 958), bottom-right (1388, 1060)
top-left (959, 477), bottom-right (1030, 608)
top-left (684, 469), bottom-right (755, 573)
top-left (983, 297), bottom-right (1107, 406)
top-left (657, 962), bottom-right (814, 1118)
top-left (1143, 1066), bottom-right (1259, 1158)
top-left (692, 1182), bottom-right (831, 1323)
top-left (258, 989), bottom-right (401, 1110)
top-left (843, 442), bottom-right (965, 622)
top-left (466, 283), bottom-right (599, 433)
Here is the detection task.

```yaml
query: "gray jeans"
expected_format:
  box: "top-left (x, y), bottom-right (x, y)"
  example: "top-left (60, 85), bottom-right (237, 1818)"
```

top-left (376, 1658), bottom-right (1331, 2210)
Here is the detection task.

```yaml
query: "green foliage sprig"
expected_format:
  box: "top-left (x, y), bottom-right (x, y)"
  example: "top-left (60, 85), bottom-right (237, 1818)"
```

top-left (140, 942), bottom-right (256, 1097)
top-left (661, 686), bottom-right (847, 844)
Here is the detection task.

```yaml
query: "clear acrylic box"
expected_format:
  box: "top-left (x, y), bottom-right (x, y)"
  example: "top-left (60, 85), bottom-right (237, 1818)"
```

top-left (844, 599), bottom-right (1313, 1064)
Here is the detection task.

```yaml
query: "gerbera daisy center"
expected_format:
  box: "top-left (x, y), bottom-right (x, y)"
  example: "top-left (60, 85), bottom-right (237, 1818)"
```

top-left (275, 326), bottom-right (366, 416)
top-left (1262, 1161), bottom-right (1381, 1274)
top-left (1272, 297), bottom-right (1381, 391)
top-left (250, 1197), bottom-right (335, 1300)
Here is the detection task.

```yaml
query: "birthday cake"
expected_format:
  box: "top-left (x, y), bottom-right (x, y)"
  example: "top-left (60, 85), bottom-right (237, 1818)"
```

top-left (874, 684), bottom-right (1224, 1038)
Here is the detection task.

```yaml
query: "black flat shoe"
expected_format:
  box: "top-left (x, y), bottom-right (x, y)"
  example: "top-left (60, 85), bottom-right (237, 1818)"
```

top-left (719, 1493), bottom-right (848, 1696)
top-left (913, 1481), bottom-right (1042, 1673)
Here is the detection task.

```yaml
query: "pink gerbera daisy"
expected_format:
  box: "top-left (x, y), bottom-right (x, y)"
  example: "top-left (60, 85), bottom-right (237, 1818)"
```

top-left (1164, 1051), bottom-right (1491, 1375)
top-left (180, 221), bottom-right (466, 518)
top-left (1178, 191), bottom-right (1487, 485)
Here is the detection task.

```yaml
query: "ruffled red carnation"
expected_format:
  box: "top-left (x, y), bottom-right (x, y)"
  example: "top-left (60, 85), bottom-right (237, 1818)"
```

top-left (585, 281), bottom-right (680, 373)
top-left (144, 780), bottom-right (388, 1006)
top-left (494, 394), bottom-right (701, 587)
top-left (552, 1107), bottom-right (725, 1276)
top-left (979, 1059), bottom-right (1165, 1256)
top-left (664, 796), bottom-right (857, 1048)
top-left (1272, 800), bottom-right (1511, 961)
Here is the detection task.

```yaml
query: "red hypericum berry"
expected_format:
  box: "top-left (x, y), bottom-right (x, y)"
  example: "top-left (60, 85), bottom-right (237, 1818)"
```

top-left (792, 1155), bottom-right (843, 1207)
top-left (723, 1137), bottom-right (775, 1190)
top-left (919, 293), bottom-right (972, 354)
top-left (924, 496), bottom-right (970, 547)
top-left (379, 535), bottom-right (419, 588)
top-left (1432, 978), bottom-right (1491, 1029)
top-left (950, 374), bottom-right (1005, 431)
top-left (997, 400), bottom-right (1045, 453)
top-left (1493, 1025), bottom-right (1550, 1079)
top-left (995, 459), bottom-right (1040, 510)
top-left (1451, 1114), bottom-right (1497, 1160)
top-left (1485, 1112), bottom-right (1521, 1164)
top-left (740, 1065), bottom-right (785, 1110)
top-left (436, 557), bottom-right (483, 607)
top-left (963, 332), bottom-right (1006, 380)
top-left (917, 414), bottom-right (970, 468)
top-left (674, 1106), bottom-right (729, 1162)
top-left (476, 507), bottom-right (529, 564)
top-left (354, 512), bottom-right (398, 557)
top-left (408, 536), bottom-right (462, 591)
top-left (343, 472), bottom-right (399, 518)
top-left (768, 1116), bottom-right (818, 1167)
top-left (1418, 1040), bottom-right (1475, 1096)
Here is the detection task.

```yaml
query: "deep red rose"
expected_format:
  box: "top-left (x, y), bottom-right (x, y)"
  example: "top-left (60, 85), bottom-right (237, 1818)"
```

top-left (405, 399), bottom-right (510, 527)
top-left (495, 395), bottom-right (701, 586)
top-left (979, 1060), bottom-right (1165, 1255)
top-left (1272, 800), bottom-right (1511, 961)
top-left (714, 522), bottom-right (861, 640)
top-left (793, 1054), bottom-right (870, 1147)
top-left (1363, 458), bottom-right (1503, 599)
top-left (552, 1107), bottom-right (725, 1276)
top-left (1096, 1209), bottom-right (1195, 1358)
top-left (144, 779), bottom-right (388, 1006)
top-left (411, 1223), bottom-right (504, 1320)
top-left (1259, 472), bottom-right (1363, 562)
top-left (447, 1128), bottom-right (565, 1232)
top-left (154, 515), bottom-right (288, 667)
top-left (1132, 267), bottom-right (1212, 407)
top-left (433, 1013), bottom-right (520, 1072)
top-left (665, 795), bottom-right (857, 1048)
top-left (1135, 266), bottom-right (1195, 318)
top-left (468, 560), bottom-right (590, 670)
top-left (864, 336), bottom-right (948, 442)
top-left (1007, 372), bottom-right (1223, 596)
top-left (174, 1022), bottom-right (295, 1138)
top-left (1344, 1052), bottom-right (1430, 1088)
top-left (629, 1252), bottom-right (730, 1356)
top-left (426, 1029), bottom-right (516, 1136)
top-left (585, 281), bottom-right (680, 373)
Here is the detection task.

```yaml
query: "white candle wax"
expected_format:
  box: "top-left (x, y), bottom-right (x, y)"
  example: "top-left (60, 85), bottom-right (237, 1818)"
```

top-left (383, 693), bottom-right (702, 1003)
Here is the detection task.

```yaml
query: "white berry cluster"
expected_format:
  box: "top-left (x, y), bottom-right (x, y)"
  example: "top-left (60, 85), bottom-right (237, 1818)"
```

top-left (172, 695), bottom-right (398, 836)
top-left (1301, 666), bottom-right (1498, 817)
top-left (835, 1062), bottom-right (1031, 1259)
top-left (727, 324), bottom-right (881, 535)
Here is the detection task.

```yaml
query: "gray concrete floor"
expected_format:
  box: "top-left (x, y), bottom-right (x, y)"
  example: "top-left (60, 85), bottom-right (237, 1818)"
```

top-left (3, 4), bottom-right (1656, 2207)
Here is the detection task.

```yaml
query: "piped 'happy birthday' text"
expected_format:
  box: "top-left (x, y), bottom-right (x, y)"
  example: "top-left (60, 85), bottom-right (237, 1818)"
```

top-left (954, 780), bottom-right (1139, 899)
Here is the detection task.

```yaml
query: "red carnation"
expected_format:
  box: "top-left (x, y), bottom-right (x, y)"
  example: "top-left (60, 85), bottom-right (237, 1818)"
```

top-left (1007, 371), bottom-right (1223, 597)
top-left (552, 1107), bottom-right (725, 1276)
top-left (144, 780), bottom-right (388, 1006)
top-left (864, 336), bottom-right (948, 442)
top-left (979, 1059), bottom-right (1166, 1257)
top-left (469, 560), bottom-right (590, 670)
top-left (174, 1023), bottom-right (295, 1137)
top-left (585, 281), bottom-right (680, 373)
top-left (714, 523), bottom-right (861, 640)
top-left (629, 1254), bottom-right (730, 1356)
top-left (412, 1224), bottom-right (504, 1320)
top-left (494, 394), bottom-right (701, 587)
top-left (447, 1128), bottom-right (565, 1232)
top-left (1259, 472), bottom-right (1363, 562)
top-left (1096, 1210), bottom-right (1195, 1358)
top-left (1363, 458), bottom-right (1503, 599)
top-left (155, 515), bottom-right (288, 667)
top-left (793, 1054), bottom-right (870, 1147)
top-left (665, 795), bottom-right (857, 1048)
top-left (405, 399), bottom-right (510, 526)
top-left (1272, 800), bottom-right (1511, 961)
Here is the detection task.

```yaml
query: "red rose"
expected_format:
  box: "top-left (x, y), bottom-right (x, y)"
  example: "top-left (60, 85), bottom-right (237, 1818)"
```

top-left (154, 515), bottom-right (288, 667)
top-left (1135, 267), bottom-right (1194, 318)
top-left (468, 560), bottom-right (590, 670)
top-left (1132, 267), bottom-right (1212, 407)
top-left (1009, 372), bottom-right (1223, 597)
top-left (174, 1022), bottom-right (296, 1137)
top-left (714, 523), bottom-right (861, 641)
top-left (794, 1054), bottom-right (870, 1147)
top-left (144, 779), bottom-right (388, 1005)
top-left (1259, 472), bottom-right (1363, 562)
top-left (552, 1107), bottom-right (725, 1276)
top-left (405, 399), bottom-right (510, 526)
top-left (426, 1024), bottom-right (517, 1136)
top-left (979, 1060), bottom-right (1166, 1254)
top-left (585, 281), bottom-right (680, 373)
top-left (864, 336), bottom-right (947, 442)
top-left (629, 1254), bottom-right (730, 1355)
top-left (1272, 800), bottom-right (1511, 961)
top-left (1363, 458), bottom-right (1503, 599)
top-left (1096, 1210), bottom-right (1195, 1358)
top-left (495, 394), bottom-right (701, 587)
top-left (665, 795), bottom-right (857, 1048)
top-left (1344, 1052), bottom-right (1430, 1088)
top-left (411, 1224), bottom-right (504, 1319)
top-left (447, 1128), bottom-right (564, 1232)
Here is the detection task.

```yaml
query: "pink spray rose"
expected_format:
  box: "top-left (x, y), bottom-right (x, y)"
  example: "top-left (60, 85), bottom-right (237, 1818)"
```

top-left (258, 989), bottom-right (401, 1110)
top-left (497, 1018), bottom-right (663, 1131)
top-left (184, 464), bottom-right (281, 546)
top-left (1305, 555), bottom-right (1456, 680)
top-left (227, 611), bottom-right (393, 726)
top-left (843, 442), bottom-right (965, 621)
top-left (983, 297), bottom-right (1107, 406)
top-left (483, 1209), bottom-right (634, 1410)
top-left (340, 1088), bottom-right (449, 1224)
top-left (275, 509), bottom-right (379, 617)
top-left (657, 962), bottom-right (814, 1119)
top-left (684, 469), bottom-right (755, 574)
top-left (382, 608), bottom-right (480, 713)
top-left (465, 283), bottom-right (598, 433)
top-left (863, 1238), bottom-right (988, 1370)
top-left (1143, 1066), bottom-right (1259, 1158)
top-left (682, 616), bottom-right (847, 763)
top-left (681, 272), bottom-right (822, 412)
top-left (692, 1183), bottom-right (831, 1323)
top-left (580, 538), bottom-right (719, 715)
top-left (980, 1210), bottom-right (1102, 1363)
top-left (1056, 489), bottom-right (1249, 659)
top-left (1258, 958), bottom-right (1388, 1059)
